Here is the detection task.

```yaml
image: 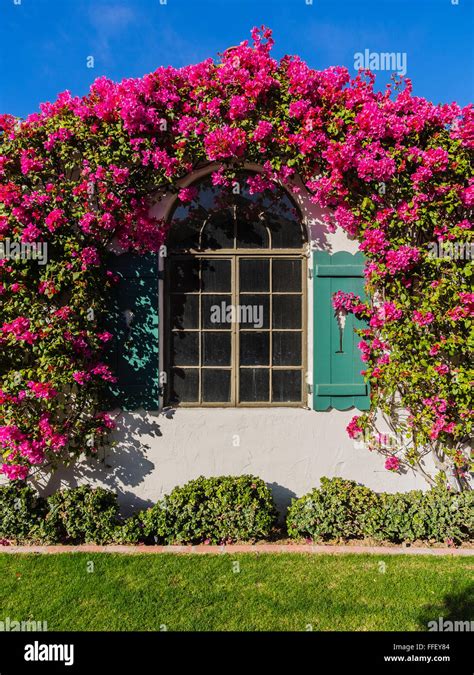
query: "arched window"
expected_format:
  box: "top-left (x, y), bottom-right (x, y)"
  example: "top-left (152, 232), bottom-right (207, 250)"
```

top-left (165, 172), bottom-right (307, 406)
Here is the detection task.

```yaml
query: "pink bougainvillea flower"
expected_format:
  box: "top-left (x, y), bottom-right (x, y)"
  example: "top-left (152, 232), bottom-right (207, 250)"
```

top-left (97, 331), bottom-right (113, 343)
top-left (332, 291), bottom-right (363, 313)
top-left (385, 246), bottom-right (420, 275)
top-left (359, 228), bottom-right (388, 254)
top-left (246, 173), bottom-right (274, 194)
top-left (20, 149), bottom-right (44, 175)
top-left (384, 456), bottom-right (400, 472)
top-left (412, 311), bottom-right (434, 326)
top-left (252, 120), bottom-right (273, 142)
top-left (357, 340), bottom-right (371, 362)
top-left (204, 125), bottom-right (247, 160)
top-left (369, 302), bottom-right (403, 328)
top-left (21, 223), bottom-right (42, 242)
top-left (1, 317), bottom-right (38, 344)
top-left (90, 364), bottom-right (118, 383)
top-left (178, 186), bottom-right (198, 203)
top-left (72, 371), bottom-right (91, 385)
top-left (27, 381), bottom-right (58, 399)
top-left (446, 306), bottom-right (468, 321)
top-left (0, 464), bottom-right (29, 481)
top-left (347, 415), bottom-right (363, 439)
top-left (429, 343), bottom-right (441, 356)
top-left (53, 306), bottom-right (72, 320)
top-left (80, 246), bottom-right (100, 270)
top-left (95, 412), bottom-right (116, 430)
top-left (44, 208), bottom-right (65, 232)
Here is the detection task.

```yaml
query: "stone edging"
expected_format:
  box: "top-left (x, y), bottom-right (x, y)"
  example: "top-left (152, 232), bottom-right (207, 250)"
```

top-left (1, 544), bottom-right (473, 556)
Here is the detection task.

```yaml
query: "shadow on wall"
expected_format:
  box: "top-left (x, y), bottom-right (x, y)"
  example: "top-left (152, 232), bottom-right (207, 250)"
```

top-left (31, 417), bottom-right (298, 519)
top-left (267, 482), bottom-right (297, 521)
top-left (31, 411), bottom-right (160, 514)
top-left (417, 584), bottom-right (474, 631)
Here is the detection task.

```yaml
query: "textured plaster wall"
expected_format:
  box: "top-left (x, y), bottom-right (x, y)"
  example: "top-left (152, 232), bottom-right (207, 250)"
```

top-left (35, 406), bottom-right (432, 517)
top-left (32, 165), bottom-right (435, 514)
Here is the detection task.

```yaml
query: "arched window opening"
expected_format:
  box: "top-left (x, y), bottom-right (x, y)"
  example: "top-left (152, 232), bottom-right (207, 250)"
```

top-left (166, 172), bottom-right (307, 406)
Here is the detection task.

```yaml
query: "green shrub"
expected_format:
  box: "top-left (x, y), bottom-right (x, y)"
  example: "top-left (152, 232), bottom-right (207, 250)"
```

top-left (363, 488), bottom-right (474, 544)
top-left (0, 482), bottom-right (47, 544)
top-left (43, 485), bottom-right (121, 544)
top-left (286, 477), bottom-right (379, 541)
top-left (287, 478), bottom-right (474, 544)
top-left (363, 491), bottom-right (426, 543)
top-left (2, 476), bottom-right (470, 547)
top-left (418, 488), bottom-right (474, 544)
top-left (141, 475), bottom-right (278, 544)
top-left (114, 512), bottom-right (148, 545)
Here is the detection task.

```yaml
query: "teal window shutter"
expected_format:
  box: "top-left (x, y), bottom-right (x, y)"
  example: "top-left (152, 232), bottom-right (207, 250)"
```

top-left (313, 251), bottom-right (370, 411)
top-left (105, 252), bottom-right (160, 411)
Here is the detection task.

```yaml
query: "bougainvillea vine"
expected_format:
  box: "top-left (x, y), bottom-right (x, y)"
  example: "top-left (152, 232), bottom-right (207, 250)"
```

top-left (0, 27), bottom-right (472, 488)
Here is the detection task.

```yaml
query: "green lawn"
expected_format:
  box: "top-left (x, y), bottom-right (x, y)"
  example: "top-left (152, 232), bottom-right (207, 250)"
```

top-left (0, 553), bottom-right (472, 631)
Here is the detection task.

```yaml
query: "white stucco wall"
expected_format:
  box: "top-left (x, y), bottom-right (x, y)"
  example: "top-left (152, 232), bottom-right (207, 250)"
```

top-left (32, 164), bottom-right (436, 514)
top-left (35, 406), bottom-right (432, 517)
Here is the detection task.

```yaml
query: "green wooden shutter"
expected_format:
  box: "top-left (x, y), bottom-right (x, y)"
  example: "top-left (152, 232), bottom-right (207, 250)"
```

top-left (313, 251), bottom-right (370, 411)
top-left (105, 252), bottom-right (160, 411)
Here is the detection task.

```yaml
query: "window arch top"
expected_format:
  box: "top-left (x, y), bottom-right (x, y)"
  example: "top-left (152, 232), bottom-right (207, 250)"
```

top-left (168, 172), bottom-right (306, 252)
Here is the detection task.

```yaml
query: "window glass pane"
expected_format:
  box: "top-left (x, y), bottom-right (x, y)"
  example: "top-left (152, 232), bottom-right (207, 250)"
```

top-left (239, 368), bottom-right (269, 402)
top-left (272, 332), bottom-right (302, 366)
top-left (237, 295), bottom-right (269, 329)
top-left (202, 294), bottom-right (232, 329)
top-left (167, 204), bottom-right (202, 250)
top-left (170, 294), bottom-right (198, 329)
top-left (196, 183), bottom-right (227, 211)
top-left (171, 331), bottom-right (199, 366)
top-left (170, 259), bottom-right (200, 292)
top-left (239, 259), bottom-right (269, 292)
top-left (272, 370), bottom-right (302, 402)
top-left (272, 259), bottom-right (302, 292)
top-left (170, 368), bottom-right (199, 403)
top-left (202, 369), bottom-right (231, 402)
top-left (240, 331), bottom-right (270, 366)
top-left (272, 295), bottom-right (302, 329)
top-left (202, 332), bottom-right (231, 366)
top-left (268, 222), bottom-right (304, 248)
top-left (266, 194), bottom-right (305, 248)
top-left (201, 212), bottom-right (234, 249)
top-left (201, 259), bottom-right (231, 292)
top-left (236, 219), bottom-right (269, 248)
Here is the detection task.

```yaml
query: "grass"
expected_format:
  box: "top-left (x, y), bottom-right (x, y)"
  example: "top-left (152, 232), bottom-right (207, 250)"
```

top-left (0, 553), bottom-right (472, 631)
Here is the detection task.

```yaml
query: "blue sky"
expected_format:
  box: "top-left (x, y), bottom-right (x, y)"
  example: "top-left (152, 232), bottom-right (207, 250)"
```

top-left (0, 0), bottom-right (473, 118)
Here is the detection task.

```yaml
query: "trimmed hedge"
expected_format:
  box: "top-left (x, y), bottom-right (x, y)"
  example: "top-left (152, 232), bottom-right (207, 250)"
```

top-left (286, 477), bottom-right (378, 541)
top-left (140, 475), bottom-right (279, 544)
top-left (1, 476), bottom-right (472, 545)
top-left (0, 481), bottom-right (47, 544)
top-left (0, 475), bottom-right (278, 545)
top-left (43, 485), bottom-right (121, 545)
top-left (287, 477), bottom-right (474, 544)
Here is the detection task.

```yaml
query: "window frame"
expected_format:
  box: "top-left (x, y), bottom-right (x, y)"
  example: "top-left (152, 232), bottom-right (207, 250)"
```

top-left (164, 175), bottom-right (308, 408)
